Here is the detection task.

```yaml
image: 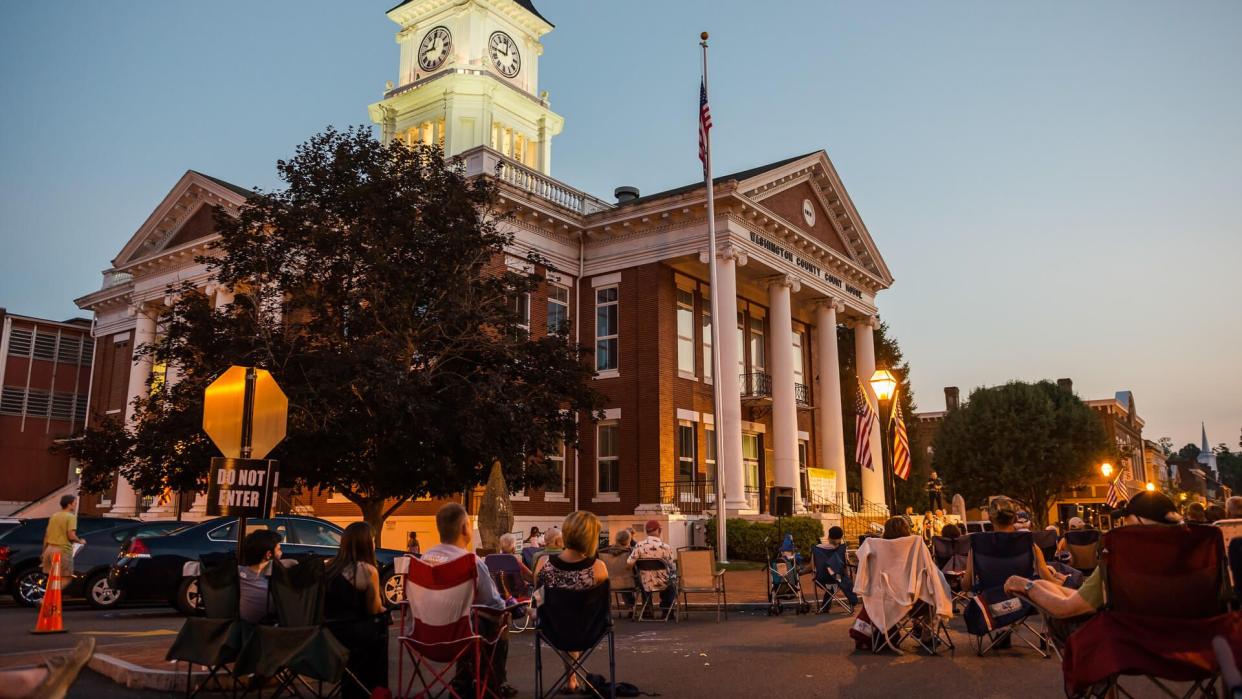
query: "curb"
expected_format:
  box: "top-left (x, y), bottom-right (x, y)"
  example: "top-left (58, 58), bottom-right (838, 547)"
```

top-left (89, 653), bottom-right (207, 693)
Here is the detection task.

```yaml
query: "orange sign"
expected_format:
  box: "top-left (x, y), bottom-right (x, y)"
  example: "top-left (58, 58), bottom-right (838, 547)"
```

top-left (203, 366), bottom-right (288, 459)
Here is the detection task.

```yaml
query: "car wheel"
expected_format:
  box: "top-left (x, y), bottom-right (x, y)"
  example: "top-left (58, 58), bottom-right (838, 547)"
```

top-left (85, 571), bottom-right (124, 610)
top-left (173, 577), bottom-right (201, 616)
top-left (382, 572), bottom-right (404, 608)
top-left (15, 567), bottom-right (47, 608)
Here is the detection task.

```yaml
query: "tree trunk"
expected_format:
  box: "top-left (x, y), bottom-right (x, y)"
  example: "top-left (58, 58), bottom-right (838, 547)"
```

top-left (358, 498), bottom-right (387, 550)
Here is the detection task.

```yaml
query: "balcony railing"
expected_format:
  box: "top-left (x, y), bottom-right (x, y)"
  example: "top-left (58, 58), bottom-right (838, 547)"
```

top-left (658, 479), bottom-right (717, 515)
top-left (794, 382), bottom-right (811, 407)
top-left (740, 372), bottom-right (772, 402)
top-left (458, 146), bottom-right (613, 216)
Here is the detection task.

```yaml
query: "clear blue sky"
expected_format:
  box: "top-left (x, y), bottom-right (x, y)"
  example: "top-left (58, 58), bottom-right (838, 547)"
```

top-left (1, 1), bottom-right (1239, 448)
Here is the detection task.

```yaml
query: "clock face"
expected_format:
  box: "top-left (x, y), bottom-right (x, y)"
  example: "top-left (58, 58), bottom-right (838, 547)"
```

top-left (802, 199), bottom-right (817, 227)
top-left (418, 26), bottom-right (452, 72)
top-left (488, 31), bottom-right (521, 78)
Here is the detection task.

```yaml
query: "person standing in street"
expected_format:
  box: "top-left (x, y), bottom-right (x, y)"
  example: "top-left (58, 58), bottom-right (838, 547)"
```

top-left (925, 471), bottom-right (944, 513)
top-left (42, 495), bottom-right (82, 585)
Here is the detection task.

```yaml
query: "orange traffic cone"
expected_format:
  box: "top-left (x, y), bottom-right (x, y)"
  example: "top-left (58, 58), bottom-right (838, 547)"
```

top-left (31, 551), bottom-right (67, 634)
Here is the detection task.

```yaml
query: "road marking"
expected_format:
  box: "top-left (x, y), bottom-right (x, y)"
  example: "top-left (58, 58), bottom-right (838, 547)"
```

top-left (72, 630), bottom-right (178, 637)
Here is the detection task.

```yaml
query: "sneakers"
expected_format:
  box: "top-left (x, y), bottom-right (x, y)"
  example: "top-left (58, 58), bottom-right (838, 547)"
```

top-left (33, 636), bottom-right (95, 699)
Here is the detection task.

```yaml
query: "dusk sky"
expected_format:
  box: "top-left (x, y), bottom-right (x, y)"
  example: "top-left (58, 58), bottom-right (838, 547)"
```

top-left (1, 1), bottom-right (1238, 448)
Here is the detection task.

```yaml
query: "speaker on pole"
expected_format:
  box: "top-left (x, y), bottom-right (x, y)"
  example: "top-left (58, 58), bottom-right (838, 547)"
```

top-left (769, 486), bottom-right (794, 518)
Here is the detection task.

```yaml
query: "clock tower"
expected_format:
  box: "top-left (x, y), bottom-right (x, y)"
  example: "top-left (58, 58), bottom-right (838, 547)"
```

top-left (368, 0), bottom-right (564, 174)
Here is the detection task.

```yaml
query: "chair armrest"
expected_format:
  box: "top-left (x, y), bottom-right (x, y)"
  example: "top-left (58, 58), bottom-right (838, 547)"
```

top-left (393, 556), bottom-right (411, 575)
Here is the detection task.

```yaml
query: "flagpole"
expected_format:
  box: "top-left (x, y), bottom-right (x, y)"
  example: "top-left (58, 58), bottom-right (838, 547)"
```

top-left (702, 31), bottom-right (728, 565)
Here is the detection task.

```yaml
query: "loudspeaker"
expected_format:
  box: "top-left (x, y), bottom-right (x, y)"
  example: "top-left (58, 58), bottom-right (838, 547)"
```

top-left (769, 486), bottom-right (794, 518)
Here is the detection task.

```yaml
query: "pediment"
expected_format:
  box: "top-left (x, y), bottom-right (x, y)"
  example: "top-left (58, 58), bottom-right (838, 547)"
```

top-left (112, 170), bottom-right (251, 268)
top-left (738, 152), bottom-right (893, 285)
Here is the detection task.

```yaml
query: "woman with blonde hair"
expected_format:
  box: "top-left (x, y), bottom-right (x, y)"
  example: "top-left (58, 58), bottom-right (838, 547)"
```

top-left (534, 511), bottom-right (610, 693)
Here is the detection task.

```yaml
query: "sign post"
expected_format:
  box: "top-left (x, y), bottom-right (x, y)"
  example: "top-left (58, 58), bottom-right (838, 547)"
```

top-left (203, 366), bottom-right (288, 557)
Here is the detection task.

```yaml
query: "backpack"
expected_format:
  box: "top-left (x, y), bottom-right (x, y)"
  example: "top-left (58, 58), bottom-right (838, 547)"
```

top-left (584, 673), bottom-right (660, 697)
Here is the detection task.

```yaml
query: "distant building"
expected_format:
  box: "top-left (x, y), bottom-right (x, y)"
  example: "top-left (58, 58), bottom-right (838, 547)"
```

top-left (1143, 439), bottom-right (1170, 489)
top-left (0, 309), bottom-right (93, 514)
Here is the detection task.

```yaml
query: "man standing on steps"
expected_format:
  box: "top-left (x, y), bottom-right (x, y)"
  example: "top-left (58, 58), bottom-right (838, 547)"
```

top-left (925, 471), bottom-right (945, 513)
top-left (42, 494), bottom-right (83, 587)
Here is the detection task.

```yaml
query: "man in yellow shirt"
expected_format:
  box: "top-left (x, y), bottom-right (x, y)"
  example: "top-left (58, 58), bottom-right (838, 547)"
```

top-left (42, 494), bottom-right (84, 580)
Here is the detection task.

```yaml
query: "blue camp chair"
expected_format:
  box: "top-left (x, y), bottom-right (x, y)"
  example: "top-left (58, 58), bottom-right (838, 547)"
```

top-left (965, 531), bottom-right (1051, 658)
top-left (811, 543), bottom-right (855, 614)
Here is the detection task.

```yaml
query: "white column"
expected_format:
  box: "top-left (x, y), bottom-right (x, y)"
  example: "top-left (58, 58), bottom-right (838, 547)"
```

top-left (111, 304), bottom-right (156, 517)
top-left (767, 275), bottom-right (802, 510)
top-left (815, 300), bottom-right (848, 501)
top-left (704, 244), bottom-right (749, 512)
top-left (853, 316), bottom-right (886, 510)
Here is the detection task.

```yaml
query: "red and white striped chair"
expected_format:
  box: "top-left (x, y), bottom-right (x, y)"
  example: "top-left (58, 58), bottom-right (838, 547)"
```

top-left (397, 554), bottom-right (509, 698)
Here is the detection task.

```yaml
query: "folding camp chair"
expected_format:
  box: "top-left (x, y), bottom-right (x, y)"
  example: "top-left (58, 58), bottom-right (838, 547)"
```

top-left (233, 556), bottom-right (351, 699)
top-left (1032, 529), bottom-right (1058, 562)
top-left (484, 553), bottom-right (532, 632)
top-left (966, 531), bottom-right (1051, 658)
top-left (854, 536), bottom-right (955, 656)
top-left (811, 543), bottom-right (854, 615)
top-left (166, 554), bottom-right (252, 699)
top-left (931, 535), bottom-right (972, 614)
top-left (534, 583), bottom-right (616, 699)
top-left (1061, 524), bottom-right (1238, 699)
top-left (398, 554), bottom-right (511, 699)
top-left (1064, 529), bottom-right (1101, 575)
top-left (633, 558), bottom-right (679, 622)
top-left (677, 547), bottom-right (727, 621)
top-left (597, 549), bottom-right (636, 619)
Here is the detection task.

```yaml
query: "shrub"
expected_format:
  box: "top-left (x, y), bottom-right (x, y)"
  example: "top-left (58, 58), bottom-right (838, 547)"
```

top-left (703, 516), bottom-right (824, 562)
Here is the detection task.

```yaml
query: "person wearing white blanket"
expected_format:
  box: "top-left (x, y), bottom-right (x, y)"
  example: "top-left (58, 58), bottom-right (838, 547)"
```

top-left (854, 517), bottom-right (954, 650)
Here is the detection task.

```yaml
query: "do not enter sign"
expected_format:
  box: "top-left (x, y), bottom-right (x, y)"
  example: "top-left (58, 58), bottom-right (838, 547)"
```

top-left (206, 458), bottom-right (279, 517)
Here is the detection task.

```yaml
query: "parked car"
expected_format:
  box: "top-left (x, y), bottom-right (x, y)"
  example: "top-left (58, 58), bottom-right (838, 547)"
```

top-left (75, 521), bottom-right (189, 609)
top-left (108, 515), bottom-right (407, 614)
top-left (0, 516), bottom-right (139, 606)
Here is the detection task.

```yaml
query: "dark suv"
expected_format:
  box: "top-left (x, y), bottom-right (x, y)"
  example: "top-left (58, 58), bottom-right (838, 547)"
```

top-left (0, 516), bottom-right (138, 606)
top-left (108, 515), bottom-right (407, 614)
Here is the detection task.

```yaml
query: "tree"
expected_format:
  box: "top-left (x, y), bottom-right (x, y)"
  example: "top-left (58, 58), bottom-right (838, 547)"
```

top-left (1156, 436), bottom-right (1174, 456)
top-left (931, 380), bottom-right (1111, 527)
top-left (835, 321), bottom-right (925, 510)
top-left (65, 127), bottom-right (602, 540)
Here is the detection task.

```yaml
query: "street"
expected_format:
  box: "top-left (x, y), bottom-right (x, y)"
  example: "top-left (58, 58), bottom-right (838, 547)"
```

top-left (0, 598), bottom-right (1192, 698)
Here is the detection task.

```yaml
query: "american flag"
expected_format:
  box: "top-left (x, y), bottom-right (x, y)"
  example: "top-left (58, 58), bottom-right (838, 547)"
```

top-left (854, 378), bottom-right (877, 471)
top-left (698, 79), bottom-right (713, 174)
top-left (1105, 473), bottom-right (1130, 508)
top-left (890, 392), bottom-right (912, 480)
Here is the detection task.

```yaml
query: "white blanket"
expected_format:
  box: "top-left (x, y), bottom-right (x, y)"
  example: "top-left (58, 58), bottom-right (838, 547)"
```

top-left (854, 535), bottom-right (953, 633)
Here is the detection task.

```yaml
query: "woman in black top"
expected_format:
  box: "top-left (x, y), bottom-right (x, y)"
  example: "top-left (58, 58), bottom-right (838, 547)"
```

top-left (325, 522), bottom-right (389, 699)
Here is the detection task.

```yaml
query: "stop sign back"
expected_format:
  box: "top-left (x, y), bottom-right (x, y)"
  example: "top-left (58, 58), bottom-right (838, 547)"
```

top-left (203, 366), bottom-right (288, 459)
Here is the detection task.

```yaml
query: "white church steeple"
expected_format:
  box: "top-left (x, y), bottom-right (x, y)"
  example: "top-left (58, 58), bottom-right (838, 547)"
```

top-left (368, 0), bottom-right (564, 174)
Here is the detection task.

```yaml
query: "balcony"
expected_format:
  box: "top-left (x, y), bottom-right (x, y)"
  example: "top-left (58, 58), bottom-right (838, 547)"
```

top-left (739, 372), bottom-right (772, 405)
top-left (658, 479), bottom-right (717, 516)
top-left (458, 146), bottom-right (613, 216)
top-left (794, 382), bottom-right (812, 408)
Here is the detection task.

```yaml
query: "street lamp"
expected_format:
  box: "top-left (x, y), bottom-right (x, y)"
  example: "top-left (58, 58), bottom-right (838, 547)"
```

top-left (1100, 462), bottom-right (1114, 478)
top-left (869, 368), bottom-right (899, 512)
top-left (1145, 482), bottom-right (1156, 492)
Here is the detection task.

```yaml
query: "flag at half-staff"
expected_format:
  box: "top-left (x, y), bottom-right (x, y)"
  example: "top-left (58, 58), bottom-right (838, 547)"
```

top-left (1105, 472), bottom-right (1131, 508)
top-left (855, 378), bottom-right (877, 471)
top-left (890, 391), bottom-right (912, 480)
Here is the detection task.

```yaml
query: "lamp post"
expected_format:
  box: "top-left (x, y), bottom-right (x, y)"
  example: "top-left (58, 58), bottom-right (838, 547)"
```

top-left (1100, 462), bottom-right (1114, 478)
top-left (869, 368), bottom-right (898, 513)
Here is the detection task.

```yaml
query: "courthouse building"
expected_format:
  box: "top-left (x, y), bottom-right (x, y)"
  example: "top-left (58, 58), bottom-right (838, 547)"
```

top-left (73, 0), bottom-right (896, 546)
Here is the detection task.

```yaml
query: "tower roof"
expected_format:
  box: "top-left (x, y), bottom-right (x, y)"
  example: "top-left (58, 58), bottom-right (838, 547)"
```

top-left (387, 0), bottom-right (551, 26)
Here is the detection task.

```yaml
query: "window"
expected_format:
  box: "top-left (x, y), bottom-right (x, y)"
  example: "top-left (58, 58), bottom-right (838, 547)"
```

top-left (207, 519), bottom-right (285, 543)
top-left (33, 332), bottom-right (56, 361)
top-left (676, 289), bottom-right (695, 376)
top-left (749, 315), bottom-right (766, 373)
top-left (597, 422), bottom-right (619, 493)
top-left (736, 313), bottom-right (745, 374)
top-left (0, 387), bottom-right (24, 416)
top-left (701, 303), bottom-right (713, 383)
top-left (514, 293), bottom-right (530, 337)
top-left (792, 330), bottom-right (805, 386)
top-left (704, 427), bottom-right (717, 483)
top-left (24, 390), bottom-right (49, 419)
top-left (595, 287), bottom-right (618, 372)
top-left (742, 433), bottom-right (760, 491)
top-left (677, 421), bottom-right (696, 481)
top-left (546, 284), bottom-right (569, 336)
top-left (798, 439), bottom-right (809, 500)
top-left (547, 441), bottom-right (565, 493)
top-left (292, 519), bottom-right (343, 547)
top-left (56, 336), bottom-right (82, 364)
top-left (7, 328), bottom-right (32, 357)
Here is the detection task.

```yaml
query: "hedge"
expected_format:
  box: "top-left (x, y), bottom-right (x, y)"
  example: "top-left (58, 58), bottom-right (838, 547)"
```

top-left (702, 516), bottom-right (824, 562)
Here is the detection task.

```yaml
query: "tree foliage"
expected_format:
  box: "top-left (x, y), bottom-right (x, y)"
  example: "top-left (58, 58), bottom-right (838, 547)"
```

top-left (65, 127), bottom-right (602, 534)
top-left (931, 380), bottom-right (1111, 526)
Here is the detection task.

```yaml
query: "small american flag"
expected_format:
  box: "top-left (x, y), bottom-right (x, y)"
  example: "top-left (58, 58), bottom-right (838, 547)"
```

top-left (698, 79), bottom-right (713, 174)
top-left (1105, 473), bottom-right (1130, 508)
top-left (855, 378), bottom-right (877, 471)
top-left (891, 393), bottom-right (911, 480)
